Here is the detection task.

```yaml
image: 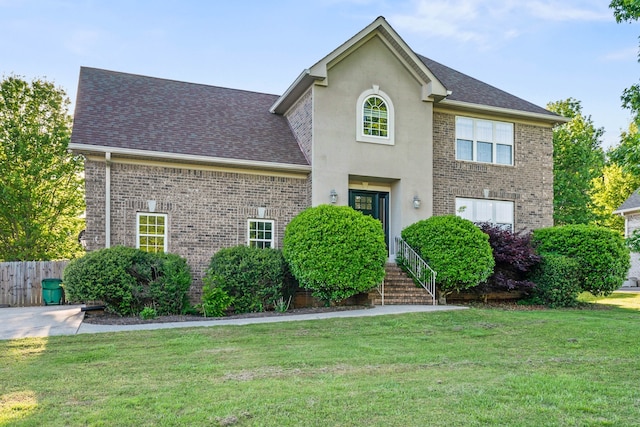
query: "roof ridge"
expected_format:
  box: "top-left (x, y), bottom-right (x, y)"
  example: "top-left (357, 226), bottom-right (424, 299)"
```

top-left (79, 66), bottom-right (280, 98)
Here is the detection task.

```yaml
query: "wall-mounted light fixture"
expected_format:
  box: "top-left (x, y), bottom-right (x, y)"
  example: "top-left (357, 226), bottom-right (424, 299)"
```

top-left (483, 189), bottom-right (490, 198)
top-left (330, 189), bottom-right (338, 204)
top-left (147, 200), bottom-right (156, 212)
top-left (413, 195), bottom-right (421, 209)
top-left (257, 206), bottom-right (266, 219)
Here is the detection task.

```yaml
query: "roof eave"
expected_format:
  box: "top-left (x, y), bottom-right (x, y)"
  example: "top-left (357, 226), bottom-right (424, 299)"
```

top-left (435, 99), bottom-right (570, 125)
top-left (69, 143), bottom-right (311, 173)
top-left (613, 206), bottom-right (640, 215)
top-left (270, 70), bottom-right (321, 115)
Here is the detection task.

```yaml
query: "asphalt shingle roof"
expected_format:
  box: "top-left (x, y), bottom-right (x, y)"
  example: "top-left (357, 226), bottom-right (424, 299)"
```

top-left (617, 188), bottom-right (640, 212)
top-left (70, 67), bottom-right (309, 166)
top-left (418, 54), bottom-right (557, 117)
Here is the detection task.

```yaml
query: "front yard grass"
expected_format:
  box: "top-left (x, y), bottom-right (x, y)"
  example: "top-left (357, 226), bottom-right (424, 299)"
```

top-left (1, 297), bottom-right (639, 426)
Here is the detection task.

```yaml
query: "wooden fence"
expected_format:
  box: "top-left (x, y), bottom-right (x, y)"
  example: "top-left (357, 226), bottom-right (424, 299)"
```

top-left (0, 261), bottom-right (69, 307)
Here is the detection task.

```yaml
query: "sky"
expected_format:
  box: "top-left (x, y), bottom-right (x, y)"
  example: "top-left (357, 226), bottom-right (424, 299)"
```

top-left (1, 0), bottom-right (638, 149)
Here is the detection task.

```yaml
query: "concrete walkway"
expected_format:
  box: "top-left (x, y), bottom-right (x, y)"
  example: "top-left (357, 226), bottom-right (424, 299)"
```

top-left (0, 305), bottom-right (85, 340)
top-left (0, 304), bottom-right (468, 341)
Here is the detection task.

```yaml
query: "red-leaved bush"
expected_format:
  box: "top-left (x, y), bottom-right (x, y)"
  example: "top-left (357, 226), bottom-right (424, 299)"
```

top-left (477, 223), bottom-right (541, 295)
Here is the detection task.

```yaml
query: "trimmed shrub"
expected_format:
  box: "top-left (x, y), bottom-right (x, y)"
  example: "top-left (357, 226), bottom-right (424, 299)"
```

top-left (200, 281), bottom-right (234, 317)
top-left (401, 215), bottom-right (494, 297)
top-left (532, 224), bottom-right (630, 296)
top-left (529, 254), bottom-right (581, 308)
top-left (205, 245), bottom-right (292, 313)
top-left (145, 253), bottom-right (192, 315)
top-left (476, 223), bottom-right (540, 295)
top-left (283, 205), bottom-right (387, 304)
top-left (63, 246), bottom-right (192, 316)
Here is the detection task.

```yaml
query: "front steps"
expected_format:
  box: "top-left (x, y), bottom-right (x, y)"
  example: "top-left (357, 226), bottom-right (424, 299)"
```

top-left (369, 263), bottom-right (435, 305)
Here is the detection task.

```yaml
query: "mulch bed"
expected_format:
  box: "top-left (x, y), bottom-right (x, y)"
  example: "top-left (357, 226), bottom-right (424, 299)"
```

top-left (82, 300), bottom-right (612, 326)
top-left (82, 305), bottom-right (373, 325)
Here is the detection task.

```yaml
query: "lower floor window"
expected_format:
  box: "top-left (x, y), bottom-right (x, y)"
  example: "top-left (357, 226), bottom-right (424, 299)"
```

top-left (137, 213), bottom-right (168, 253)
top-left (248, 219), bottom-right (275, 248)
top-left (455, 198), bottom-right (514, 231)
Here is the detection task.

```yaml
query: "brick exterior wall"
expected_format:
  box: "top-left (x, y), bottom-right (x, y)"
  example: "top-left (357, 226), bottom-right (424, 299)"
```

top-left (433, 112), bottom-right (554, 231)
top-left (84, 159), bottom-right (310, 300)
top-left (285, 87), bottom-right (313, 164)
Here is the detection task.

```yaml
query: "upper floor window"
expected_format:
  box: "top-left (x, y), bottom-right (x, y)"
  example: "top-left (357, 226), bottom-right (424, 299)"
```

top-left (363, 96), bottom-right (388, 137)
top-left (248, 219), bottom-right (275, 249)
top-left (456, 117), bottom-right (513, 165)
top-left (137, 213), bottom-right (168, 253)
top-left (456, 197), bottom-right (514, 231)
top-left (356, 86), bottom-right (394, 145)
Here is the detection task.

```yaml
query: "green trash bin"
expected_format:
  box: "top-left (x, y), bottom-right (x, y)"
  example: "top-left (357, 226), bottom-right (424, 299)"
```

top-left (42, 278), bottom-right (63, 305)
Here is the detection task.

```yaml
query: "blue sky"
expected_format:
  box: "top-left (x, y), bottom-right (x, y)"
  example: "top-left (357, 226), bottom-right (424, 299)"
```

top-left (1, 0), bottom-right (638, 148)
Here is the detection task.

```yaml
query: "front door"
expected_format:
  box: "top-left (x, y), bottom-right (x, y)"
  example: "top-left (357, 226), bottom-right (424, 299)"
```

top-left (349, 190), bottom-right (389, 251)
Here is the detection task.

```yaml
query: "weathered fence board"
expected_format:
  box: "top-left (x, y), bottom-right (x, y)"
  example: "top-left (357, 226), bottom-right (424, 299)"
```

top-left (0, 261), bottom-right (69, 307)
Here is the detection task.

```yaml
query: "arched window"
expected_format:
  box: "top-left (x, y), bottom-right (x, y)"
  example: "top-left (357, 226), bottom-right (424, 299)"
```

top-left (356, 86), bottom-right (394, 145)
top-left (363, 96), bottom-right (388, 137)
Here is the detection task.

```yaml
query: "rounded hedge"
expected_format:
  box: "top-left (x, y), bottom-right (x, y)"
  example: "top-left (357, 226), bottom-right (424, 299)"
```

top-left (63, 246), bottom-right (192, 316)
top-left (532, 224), bottom-right (630, 296)
top-left (204, 245), bottom-right (292, 313)
top-left (282, 204), bottom-right (387, 304)
top-left (401, 215), bottom-right (494, 295)
top-left (530, 254), bottom-right (581, 308)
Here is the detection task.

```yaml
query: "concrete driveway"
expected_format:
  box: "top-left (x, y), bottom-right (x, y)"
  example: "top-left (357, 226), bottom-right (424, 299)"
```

top-left (0, 305), bottom-right (84, 340)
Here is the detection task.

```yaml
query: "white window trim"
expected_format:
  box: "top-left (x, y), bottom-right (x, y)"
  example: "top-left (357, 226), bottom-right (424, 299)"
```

top-left (136, 212), bottom-right (168, 253)
top-left (455, 197), bottom-right (514, 231)
top-left (247, 219), bottom-right (276, 249)
top-left (356, 86), bottom-right (395, 145)
top-left (455, 116), bottom-right (514, 166)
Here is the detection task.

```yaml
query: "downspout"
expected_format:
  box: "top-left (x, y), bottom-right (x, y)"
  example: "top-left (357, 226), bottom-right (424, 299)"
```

top-left (105, 152), bottom-right (111, 248)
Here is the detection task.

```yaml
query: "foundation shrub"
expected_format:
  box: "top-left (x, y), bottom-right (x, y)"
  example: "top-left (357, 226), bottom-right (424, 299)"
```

top-left (283, 205), bottom-right (387, 305)
top-left (63, 246), bottom-right (192, 316)
top-left (205, 245), bottom-right (292, 313)
top-left (401, 215), bottom-right (494, 299)
top-left (529, 254), bottom-right (581, 307)
top-left (532, 224), bottom-right (629, 296)
top-left (475, 223), bottom-right (540, 297)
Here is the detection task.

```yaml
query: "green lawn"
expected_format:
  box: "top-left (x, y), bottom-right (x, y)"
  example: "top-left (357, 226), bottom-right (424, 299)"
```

top-left (1, 295), bottom-right (639, 426)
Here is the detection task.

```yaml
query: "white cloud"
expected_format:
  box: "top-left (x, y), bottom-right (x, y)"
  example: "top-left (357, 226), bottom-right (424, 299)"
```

top-left (601, 46), bottom-right (639, 62)
top-left (389, 0), bottom-right (613, 47)
top-left (525, 1), bottom-right (612, 22)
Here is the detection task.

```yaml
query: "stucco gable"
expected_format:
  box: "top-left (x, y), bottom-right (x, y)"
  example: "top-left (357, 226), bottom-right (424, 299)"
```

top-left (271, 16), bottom-right (448, 114)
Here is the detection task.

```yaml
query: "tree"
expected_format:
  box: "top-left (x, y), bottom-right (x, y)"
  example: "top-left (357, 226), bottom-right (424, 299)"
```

top-left (547, 98), bottom-right (605, 225)
top-left (591, 163), bottom-right (640, 234)
top-left (611, 0), bottom-right (640, 22)
top-left (0, 76), bottom-right (84, 261)
top-left (608, 122), bottom-right (640, 177)
top-left (610, 1), bottom-right (640, 124)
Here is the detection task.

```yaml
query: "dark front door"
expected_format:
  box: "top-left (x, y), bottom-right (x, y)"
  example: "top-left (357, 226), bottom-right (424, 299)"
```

top-left (349, 190), bottom-right (389, 251)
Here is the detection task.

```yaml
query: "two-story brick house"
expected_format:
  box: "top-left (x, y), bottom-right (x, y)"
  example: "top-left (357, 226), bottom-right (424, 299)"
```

top-left (69, 17), bottom-right (564, 299)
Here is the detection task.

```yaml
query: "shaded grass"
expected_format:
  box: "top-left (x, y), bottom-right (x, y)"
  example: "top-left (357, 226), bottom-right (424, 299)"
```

top-left (1, 304), bottom-right (639, 426)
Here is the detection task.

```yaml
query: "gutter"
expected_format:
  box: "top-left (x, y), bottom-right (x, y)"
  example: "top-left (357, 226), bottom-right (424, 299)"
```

top-left (69, 143), bottom-right (311, 173)
top-left (435, 99), bottom-right (570, 125)
top-left (105, 152), bottom-right (111, 248)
